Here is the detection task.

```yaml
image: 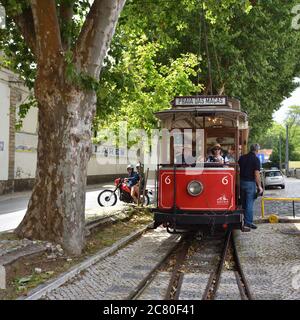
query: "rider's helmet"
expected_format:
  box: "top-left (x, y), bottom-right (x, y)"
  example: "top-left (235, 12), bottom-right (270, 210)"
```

top-left (127, 164), bottom-right (133, 170)
top-left (136, 162), bottom-right (142, 168)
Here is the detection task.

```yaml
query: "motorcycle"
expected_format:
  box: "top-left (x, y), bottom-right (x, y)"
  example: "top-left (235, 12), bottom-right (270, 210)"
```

top-left (97, 178), bottom-right (151, 207)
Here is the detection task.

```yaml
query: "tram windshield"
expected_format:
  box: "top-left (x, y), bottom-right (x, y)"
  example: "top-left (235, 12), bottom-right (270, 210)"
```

top-left (159, 128), bottom-right (241, 167)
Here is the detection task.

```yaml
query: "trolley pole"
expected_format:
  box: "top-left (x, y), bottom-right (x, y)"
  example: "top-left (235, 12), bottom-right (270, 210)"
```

top-left (285, 124), bottom-right (289, 177)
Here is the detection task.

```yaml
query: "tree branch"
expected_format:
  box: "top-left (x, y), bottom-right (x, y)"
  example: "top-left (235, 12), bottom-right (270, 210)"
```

top-left (74, 0), bottom-right (126, 78)
top-left (59, 0), bottom-right (74, 51)
top-left (30, 0), bottom-right (63, 65)
top-left (0, 1), bottom-right (36, 55)
top-left (14, 8), bottom-right (37, 55)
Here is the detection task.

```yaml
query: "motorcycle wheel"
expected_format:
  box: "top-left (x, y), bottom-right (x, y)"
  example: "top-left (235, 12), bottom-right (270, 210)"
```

top-left (98, 190), bottom-right (117, 207)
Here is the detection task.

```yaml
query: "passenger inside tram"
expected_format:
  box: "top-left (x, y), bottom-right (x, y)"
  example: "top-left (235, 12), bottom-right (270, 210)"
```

top-left (206, 143), bottom-right (229, 164)
top-left (226, 145), bottom-right (236, 163)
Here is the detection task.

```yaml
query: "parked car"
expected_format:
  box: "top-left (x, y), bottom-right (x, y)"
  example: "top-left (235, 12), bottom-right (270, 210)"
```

top-left (263, 169), bottom-right (285, 189)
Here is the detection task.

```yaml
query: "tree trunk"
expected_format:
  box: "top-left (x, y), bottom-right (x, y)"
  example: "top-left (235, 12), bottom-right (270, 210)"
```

top-left (15, 74), bottom-right (96, 255)
top-left (13, 0), bottom-right (126, 255)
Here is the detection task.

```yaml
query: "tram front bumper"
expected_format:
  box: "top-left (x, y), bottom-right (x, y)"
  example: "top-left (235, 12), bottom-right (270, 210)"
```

top-left (153, 210), bottom-right (244, 228)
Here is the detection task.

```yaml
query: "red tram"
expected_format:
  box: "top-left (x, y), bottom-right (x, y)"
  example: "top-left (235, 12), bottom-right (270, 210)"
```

top-left (153, 95), bottom-right (249, 232)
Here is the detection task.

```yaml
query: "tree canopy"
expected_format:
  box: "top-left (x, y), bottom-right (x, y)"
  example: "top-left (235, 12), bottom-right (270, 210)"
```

top-left (95, 0), bottom-right (300, 141)
top-left (1, 1), bottom-right (300, 142)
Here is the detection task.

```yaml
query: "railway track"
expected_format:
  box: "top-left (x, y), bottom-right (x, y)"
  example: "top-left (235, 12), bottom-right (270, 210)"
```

top-left (128, 230), bottom-right (252, 300)
top-left (202, 230), bottom-right (252, 300)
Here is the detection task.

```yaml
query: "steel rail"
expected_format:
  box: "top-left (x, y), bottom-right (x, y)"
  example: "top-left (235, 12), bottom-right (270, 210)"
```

top-left (202, 230), bottom-right (231, 300)
top-left (231, 233), bottom-right (253, 300)
top-left (164, 239), bottom-right (192, 300)
top-left (128, 236), bottom-right (184, 300)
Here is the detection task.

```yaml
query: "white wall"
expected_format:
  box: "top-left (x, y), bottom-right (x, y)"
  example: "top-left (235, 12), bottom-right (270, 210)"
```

top-left (15, 128), bottom-right (38, 180)
top-left (88, 154), bottom-right (127, 176)
top-left (15, 91), bottom-right (37, 134)
top-left (0, 70), bottom-right (10, 181)
top-left (15, 151), bottom-right (37, 179)
top-left (14, 153), bottom-right (128, 180)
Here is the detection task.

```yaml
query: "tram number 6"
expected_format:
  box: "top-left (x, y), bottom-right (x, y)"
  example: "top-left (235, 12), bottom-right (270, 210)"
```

top-left (165, 176), bottom-right (171, 185)
top-left (222, 176), bottom-right (229, 185)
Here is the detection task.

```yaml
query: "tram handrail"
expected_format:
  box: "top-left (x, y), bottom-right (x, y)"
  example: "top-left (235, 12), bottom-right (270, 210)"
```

top-left (261, 197), bottom-right (300, 218)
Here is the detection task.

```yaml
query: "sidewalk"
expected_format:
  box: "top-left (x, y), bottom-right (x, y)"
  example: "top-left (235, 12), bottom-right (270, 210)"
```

top-left (234, 222), bottom-right (300, 299)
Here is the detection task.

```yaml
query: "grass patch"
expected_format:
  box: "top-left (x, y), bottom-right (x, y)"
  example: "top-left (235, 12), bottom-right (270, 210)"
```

top-left (0, 232), bottom-right (19, 241)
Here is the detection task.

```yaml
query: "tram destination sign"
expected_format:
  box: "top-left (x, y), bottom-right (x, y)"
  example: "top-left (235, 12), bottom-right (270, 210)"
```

top-left (173, 96), bottom-right (227, 107)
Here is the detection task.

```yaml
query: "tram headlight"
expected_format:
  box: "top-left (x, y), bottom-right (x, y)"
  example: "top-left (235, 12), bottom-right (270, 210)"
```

top-left (187, 180), bottom-right (203, 196)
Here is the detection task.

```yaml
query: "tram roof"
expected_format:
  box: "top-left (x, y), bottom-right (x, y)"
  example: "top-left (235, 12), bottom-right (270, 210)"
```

top-left (155, 107), bottom-right (247, 121)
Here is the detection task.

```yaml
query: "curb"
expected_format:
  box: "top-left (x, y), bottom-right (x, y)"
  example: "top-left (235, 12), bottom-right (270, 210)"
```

top-left (254, 217), bottom-right (300, 224)
top-left (19, 223), bottom-right (153, 300)
top-left (85, 210), bottom-right (130, 231)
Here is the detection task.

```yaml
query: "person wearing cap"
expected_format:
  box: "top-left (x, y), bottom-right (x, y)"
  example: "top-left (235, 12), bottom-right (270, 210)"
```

top-left (238, 144), bottom-right (263, 230)
top-left (207, 143), bottom-right (228, 164)
top-left (126, 164), bottom-right (134, 178)
top-left (125, 165), bottom-right (140, 203)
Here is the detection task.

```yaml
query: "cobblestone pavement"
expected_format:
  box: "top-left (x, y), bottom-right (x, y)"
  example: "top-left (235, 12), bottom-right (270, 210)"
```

top-left (42, 228), bottom-right (179, 300)
top-left (179, 236), bottom-right (223, 300)
top-left (234, 223), bottom-right (300, 300)
top-left (179, 273), bottom-right (210, 300)
top-left (215, 271), bottom-right (241, 300)
top-left (254, 178), bottom-right (300, 219)
top-left (137, 272), bottom-right (172, 300)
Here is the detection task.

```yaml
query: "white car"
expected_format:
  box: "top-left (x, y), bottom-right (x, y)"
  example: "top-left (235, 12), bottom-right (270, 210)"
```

top-left (263, 170), bottom-right (285, 189)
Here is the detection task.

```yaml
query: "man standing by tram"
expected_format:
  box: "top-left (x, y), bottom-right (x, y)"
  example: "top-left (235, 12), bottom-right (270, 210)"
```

top-left (238, 144), bottom-right (263, 230)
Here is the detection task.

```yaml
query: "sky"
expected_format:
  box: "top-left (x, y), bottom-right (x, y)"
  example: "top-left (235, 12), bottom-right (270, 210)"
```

top-left (273, 78), bottom-right (300, 124)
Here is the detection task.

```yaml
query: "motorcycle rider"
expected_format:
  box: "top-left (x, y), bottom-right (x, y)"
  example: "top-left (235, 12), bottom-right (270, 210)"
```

top-left (125, 164), bottom-right (139, 203)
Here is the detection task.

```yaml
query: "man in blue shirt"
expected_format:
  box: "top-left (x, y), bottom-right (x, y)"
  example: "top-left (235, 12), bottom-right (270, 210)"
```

top-left (238, 144), bottom-right (263, 230)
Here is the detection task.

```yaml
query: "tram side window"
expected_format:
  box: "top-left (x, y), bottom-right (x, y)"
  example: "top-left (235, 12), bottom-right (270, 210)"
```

top-left (174, 132), bottom-right (195, 165)
top-left (173, 131), bottom-right (184, 165)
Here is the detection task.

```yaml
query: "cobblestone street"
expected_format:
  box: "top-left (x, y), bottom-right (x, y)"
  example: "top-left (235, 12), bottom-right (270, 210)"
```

top-left (235, 223), bottom-right (300, 299)
top-left (254, 177), bottom-right (300, 219)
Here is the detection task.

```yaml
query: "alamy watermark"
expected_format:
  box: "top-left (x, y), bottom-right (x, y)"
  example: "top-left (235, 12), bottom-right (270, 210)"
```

top-left (93, 122), bottom-right (208, 172)
top-left (292, 4), bottom-right (300, 30)
top-left (0, 5), bottom-right (6, 29)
